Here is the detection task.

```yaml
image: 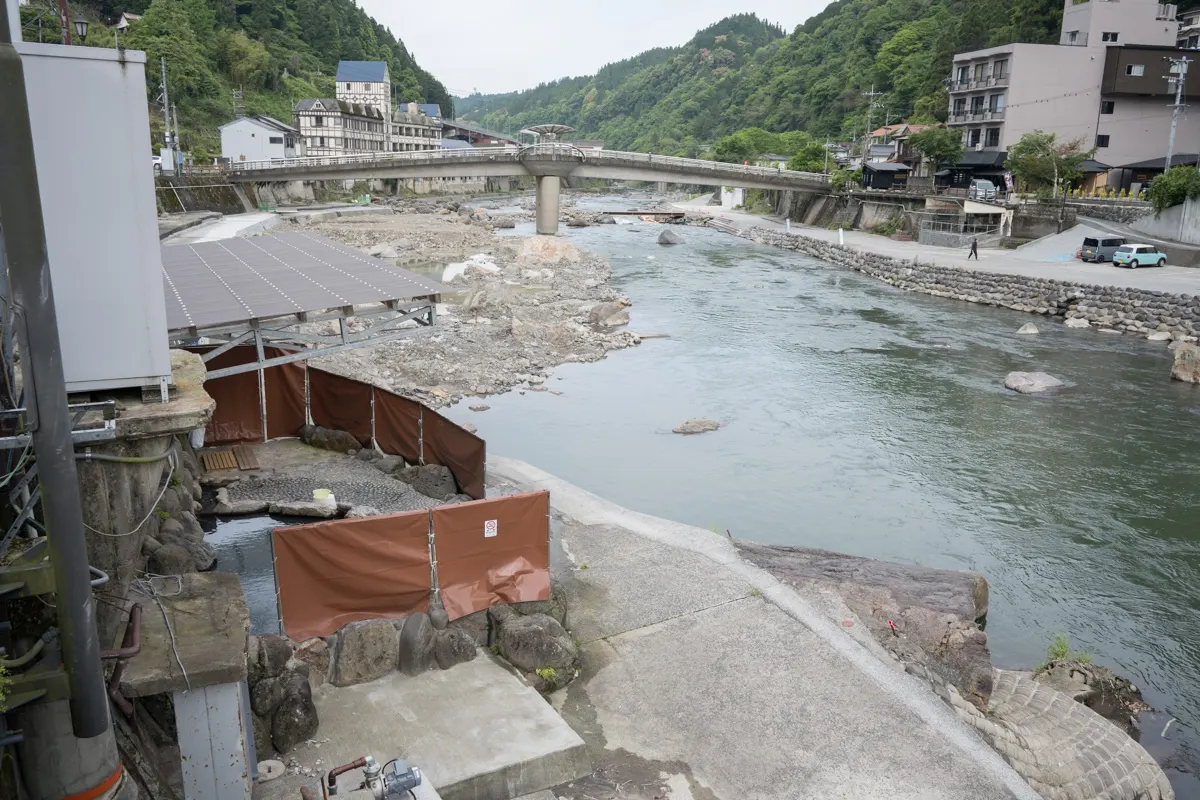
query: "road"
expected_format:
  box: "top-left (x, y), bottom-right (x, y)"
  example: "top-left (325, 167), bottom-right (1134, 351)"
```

top-left (677, 197), bottom-right (1200, 296)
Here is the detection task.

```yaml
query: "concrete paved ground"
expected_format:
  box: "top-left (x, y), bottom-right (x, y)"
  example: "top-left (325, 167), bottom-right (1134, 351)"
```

top-left (253, 656), bottom-right (589, 800)
top-left (491, 455), bottom-right (1039, 800)
top-left (163, 211), bottom-right (281, 245)
top-left (676, 198), bottom-right (1200, 296)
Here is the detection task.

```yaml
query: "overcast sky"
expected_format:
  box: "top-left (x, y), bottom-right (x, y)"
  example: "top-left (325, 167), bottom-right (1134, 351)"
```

top-left (357, 1), bottom-right (822, 97)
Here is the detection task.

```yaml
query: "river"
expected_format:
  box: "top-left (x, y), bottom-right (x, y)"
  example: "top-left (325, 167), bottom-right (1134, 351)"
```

top-left (436, 196), bottom-right (1200, 794)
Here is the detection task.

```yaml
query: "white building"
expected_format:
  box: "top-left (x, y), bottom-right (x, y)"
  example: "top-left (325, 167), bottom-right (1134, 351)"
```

top-left (337, 61), bottom-right (391, 147)
top-left (391, 103), bottom-right (441, 152)
top-left (294, 99), bottom-right (386, 157)
top-left (219, 115), bottom-right (298, 163)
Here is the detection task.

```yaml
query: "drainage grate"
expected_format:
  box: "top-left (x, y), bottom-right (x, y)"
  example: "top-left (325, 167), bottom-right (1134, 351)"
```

top-left (200, 450), bottom-right (238, 472)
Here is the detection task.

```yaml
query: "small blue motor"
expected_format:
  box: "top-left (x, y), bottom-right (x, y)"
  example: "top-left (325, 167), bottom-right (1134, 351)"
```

top-left (361, 755), bottom-right (422, 799)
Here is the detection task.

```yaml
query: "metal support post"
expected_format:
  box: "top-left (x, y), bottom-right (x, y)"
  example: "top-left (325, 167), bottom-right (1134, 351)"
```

top-left (0, 1), bottom-right (110, 738)
top-left (254, 329), bottom-right (267, 442)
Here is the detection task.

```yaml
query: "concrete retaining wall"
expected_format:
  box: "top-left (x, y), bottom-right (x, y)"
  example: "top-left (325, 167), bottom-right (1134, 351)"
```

top-left (736, 226), bottom-right (1200, 342)
top-left (1011, 205), bottom-right (1078, 239)
top-left (1131, 196), bottom-right (1200, 245)
top-left (1067, 200), bottom-right (1152, 225)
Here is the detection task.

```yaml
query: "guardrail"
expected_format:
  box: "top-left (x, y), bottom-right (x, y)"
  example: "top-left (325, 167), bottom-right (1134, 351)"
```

top-left (228, 145), bottom-right (831, 184)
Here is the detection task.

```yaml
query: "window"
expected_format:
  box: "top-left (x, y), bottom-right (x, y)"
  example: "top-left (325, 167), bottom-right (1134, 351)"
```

top-left (974, 63), bottom-right (985, 81)
top-left (1102, 31), bottom-right (1119, 41)
top-left (1067, 31), bottom-right (1078, 43)
top-left (957, 66), bottom-right (970, 82)
top-left (970, 96), bottom-right (985, 113)
top-left (1101, 100), bottom-right (1115, 114)
top-left (985, 128), bottom-right (1000, 147)
top-left (993, 59), bottom-right (1008, 78)
top-left (967, 129), bottom-right (981, 146)
top-left (346, 82), bottom-right (352, 90)
top-left (269, 136), bottom-right (283, 144)
top-left (365, 83), bottom-right (372, 90)
top-left (1096, 134), bottom-right (1110, 147)
top-left (988, 93), bottom-right (1005, 112)
top-left (314, 116), bottom-right (323, 127)
top-left (1126, 64), bottom-right (1144, 76)
top-left (319, 136), bottom-right (325, 147)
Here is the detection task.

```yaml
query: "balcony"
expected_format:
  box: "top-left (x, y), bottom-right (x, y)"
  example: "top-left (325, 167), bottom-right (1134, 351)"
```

top-left (1060, 30), bottom-right (1089, 46)
top-left (948, 74), bottom-right (1010, 92)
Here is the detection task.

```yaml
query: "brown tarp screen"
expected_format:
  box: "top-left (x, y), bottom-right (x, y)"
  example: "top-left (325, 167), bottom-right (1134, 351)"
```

top-left (422, 408), bottom-right (487, 500)
top-left (273, 510), bottom-right (432, 641)
top-left (434, 491), bottom-right (550, 620)
top-left (265, 362), bottom-right (306, 440)
top-left (372, 389), bottom-right (422, 466)
top-left (308, 369), bottom-right (373, 446)
top-left (201, 346), bottom-right (301, 444)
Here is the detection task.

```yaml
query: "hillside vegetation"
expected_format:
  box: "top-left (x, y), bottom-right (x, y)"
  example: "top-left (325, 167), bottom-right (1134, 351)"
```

top-left (28, 0), bottom-right (452, 158)
top-left (457, 2), bottom-right (1066, 154)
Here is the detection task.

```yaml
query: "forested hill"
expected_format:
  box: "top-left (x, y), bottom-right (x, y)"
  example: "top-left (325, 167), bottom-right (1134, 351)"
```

top-left (456, 1), bottom-right (1066, 155)
top-left (40, 0), bottom-right (452, 158)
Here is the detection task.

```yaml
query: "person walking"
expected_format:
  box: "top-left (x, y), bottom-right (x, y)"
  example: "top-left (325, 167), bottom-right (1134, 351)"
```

top-left (968, 237), bottom-right (979, 260)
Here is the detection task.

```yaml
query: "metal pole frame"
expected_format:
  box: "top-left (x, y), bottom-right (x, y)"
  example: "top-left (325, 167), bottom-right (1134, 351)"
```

top-left (0, 2), bottom-right (110, 738)
top-left (254, 329), bottom-right (267, 442)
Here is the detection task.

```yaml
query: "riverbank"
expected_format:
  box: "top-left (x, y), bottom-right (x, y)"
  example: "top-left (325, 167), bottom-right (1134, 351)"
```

top-left (487, 455), bottom-right (1172, 800)
top-left (285, 206), bottom-right (641, 408)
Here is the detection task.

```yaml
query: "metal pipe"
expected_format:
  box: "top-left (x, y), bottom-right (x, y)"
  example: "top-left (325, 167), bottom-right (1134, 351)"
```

top-left (75, 444), bottom-right (174, 464)
top-left (99, 604), bottom-right (141, 660)
top-left (326, 757), bottom-right (366, 793)
top-left (88, 565), bottom-right (109, 588)
top-left (0, 3), bottom-right (111, 738)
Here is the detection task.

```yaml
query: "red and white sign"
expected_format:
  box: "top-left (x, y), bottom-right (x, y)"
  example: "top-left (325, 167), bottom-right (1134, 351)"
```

top-left (484, 519), bottom-right (498, 538)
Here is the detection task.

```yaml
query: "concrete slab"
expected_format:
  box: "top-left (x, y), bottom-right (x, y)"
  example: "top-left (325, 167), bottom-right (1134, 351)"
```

top-left (561, 524), bottom-right (751, 644)
top-left (252, 656), bottom-right (589, 800)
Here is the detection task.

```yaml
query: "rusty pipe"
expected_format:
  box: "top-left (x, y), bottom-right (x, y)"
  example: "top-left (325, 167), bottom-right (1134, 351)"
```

top-left (326, 757), bottom-right (367, 793)
top-left (100, 603), bottom-right (142, 660)
top-left (107, 659), bottom-right (133, 719)
top-left (299, 788), bottom-right (318, 800)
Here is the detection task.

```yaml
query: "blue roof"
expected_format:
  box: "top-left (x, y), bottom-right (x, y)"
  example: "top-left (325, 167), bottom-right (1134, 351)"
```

top-left (417, 104), bottom-right (441, 118)
top-left (441, 138), bottom-right (475, 150)
top-left (336, 61), bottom-right (389, 83)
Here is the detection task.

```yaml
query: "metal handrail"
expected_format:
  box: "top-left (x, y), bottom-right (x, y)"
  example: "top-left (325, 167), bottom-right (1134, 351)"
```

top-left (228, 145), bottom-right (832, 183)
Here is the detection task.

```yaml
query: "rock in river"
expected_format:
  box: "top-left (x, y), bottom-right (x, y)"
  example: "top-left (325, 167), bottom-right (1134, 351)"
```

top-left (1016, 323), bottom-right (1039, 335)
top-left (1171, 342), bottom-right (1200, 383)
top-left (673, 418), bottom-right (720, 434)
top-left (1064, 317), bottom-right (1090, 329)
top-left (657, 228), bottom-right (685, 245)
top-left (1004, 371), bottom-right (1064, 394)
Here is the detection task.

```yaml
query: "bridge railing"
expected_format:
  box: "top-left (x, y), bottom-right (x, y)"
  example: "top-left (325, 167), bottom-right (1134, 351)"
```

top-left (228, 145), bottom-right (831, 184)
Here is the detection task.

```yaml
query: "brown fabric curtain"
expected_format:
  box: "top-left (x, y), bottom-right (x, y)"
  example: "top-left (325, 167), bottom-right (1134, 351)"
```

top-left (265, 360), bottom-right (307, 440)
top-left (273, 510), bottom-right (433, 640)
top-left (199, 348), bottom-right (262, 444)
top-left (372, 389), bottom-right (422, 465)
top-left (433, 491), bottom-right (549, 620)
top-left (308, 368), bottom-right (372, 445)
top-left (422, 408), bottom-right (486, 500)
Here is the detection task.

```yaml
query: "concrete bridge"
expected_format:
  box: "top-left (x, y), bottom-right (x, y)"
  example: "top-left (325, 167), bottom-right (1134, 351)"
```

top-left (227, 143), bottom-right (831, 234)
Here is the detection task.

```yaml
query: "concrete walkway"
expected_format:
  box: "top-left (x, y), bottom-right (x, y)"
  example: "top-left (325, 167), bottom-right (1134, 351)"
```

top-left (489, 455), bottom-right (1039, 800)
top-left (676, 198), bottom-right (1200, 296)
top-left (162, 212), bottom-right (281, 245)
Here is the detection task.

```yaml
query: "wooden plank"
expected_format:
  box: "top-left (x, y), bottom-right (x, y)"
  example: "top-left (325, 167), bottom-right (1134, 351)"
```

top-left (200, 450), bottom-right (238, 472)
top-left (232, 444), bottom-right (259, 471)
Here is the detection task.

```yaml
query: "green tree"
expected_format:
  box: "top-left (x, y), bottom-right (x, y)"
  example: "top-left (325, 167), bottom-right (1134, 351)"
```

top-left (1005, 131), bottom-right (1093, 192)
top-left (711, 131), bottom-right (759, 163)
top-left (1147, 165), bottom-right (1200, 213)
top-left (122, 0), bottom-right (219, 99)
top-left (907, 126), bottom-right (964, 175)
top-left (214, 29), bottom-right (271, 89)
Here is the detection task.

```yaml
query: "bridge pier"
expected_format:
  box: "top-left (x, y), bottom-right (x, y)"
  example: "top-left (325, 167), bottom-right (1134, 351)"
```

top-left (535, 175), bottom-right (561, 236)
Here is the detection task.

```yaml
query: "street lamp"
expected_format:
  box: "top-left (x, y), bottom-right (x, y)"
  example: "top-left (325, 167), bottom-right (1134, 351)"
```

top-left (73, 17), bottom-right (88, 42)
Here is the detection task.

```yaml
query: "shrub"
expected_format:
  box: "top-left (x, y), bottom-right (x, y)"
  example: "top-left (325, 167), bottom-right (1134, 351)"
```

top-left (1147, 165), bottom-right (1200, 212)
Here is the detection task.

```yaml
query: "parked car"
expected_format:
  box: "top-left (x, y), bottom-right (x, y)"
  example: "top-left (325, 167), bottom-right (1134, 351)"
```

top-left (968, 179), bottom-right (997, 201)
top-left (1112, 244), bottom-right (1168, 268)
top-left (1080, 236), bottom-right (1126, 262)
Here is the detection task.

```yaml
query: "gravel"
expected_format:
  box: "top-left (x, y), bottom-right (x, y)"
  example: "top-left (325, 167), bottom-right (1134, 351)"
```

top-left (227, 458), bottom-right (440, 514)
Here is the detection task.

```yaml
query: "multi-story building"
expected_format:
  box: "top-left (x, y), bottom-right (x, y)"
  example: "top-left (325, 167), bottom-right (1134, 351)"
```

top-left (294, 99), bottom-right (386, 157)
top-left (947, 0), bottom-right (1198, 189)
top-left (1179, 7), bottom-right (1200, 48)
top-left (391, 103), bottom-right (441, 152)
top-left (337, 61), bottom-right (391, 148)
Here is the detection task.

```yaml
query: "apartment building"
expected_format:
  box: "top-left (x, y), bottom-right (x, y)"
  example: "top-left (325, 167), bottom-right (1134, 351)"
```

top-left (947, 0), bottom-right (1197, 186)
top-left (1179, 7), bottom-right (1200, 47)
top-left (391, 103), bottom-right (441, 152)
top-left (294, 99), bottom-right (387, 157)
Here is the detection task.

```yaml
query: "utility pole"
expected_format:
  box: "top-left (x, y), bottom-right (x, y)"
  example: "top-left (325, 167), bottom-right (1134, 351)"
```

top-left (159, 56), bottom-right (172, 150)
top-left (862, 84), bottom-right (883, 159)
top-left (824, 135), bottom-right (830, 174)
top-left (1164, 55), bottom-right (1191, 171)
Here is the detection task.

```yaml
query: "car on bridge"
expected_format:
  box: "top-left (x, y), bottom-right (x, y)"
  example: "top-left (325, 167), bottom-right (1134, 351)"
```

top-left (1112, 243), bottom-right (1167, 268)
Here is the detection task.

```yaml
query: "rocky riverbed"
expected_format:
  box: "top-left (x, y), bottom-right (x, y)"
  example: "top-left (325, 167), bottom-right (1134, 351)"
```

top-left (292, 204), bottom-right (642, 408)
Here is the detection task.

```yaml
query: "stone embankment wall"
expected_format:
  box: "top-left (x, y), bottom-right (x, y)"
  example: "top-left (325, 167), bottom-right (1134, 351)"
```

top-left (739, 227), bottom-right (1200, 342)
top-left (1010, 204), bottom-right (1078, 239)
top-left (1067, 200), bottom-right (1152, 225)
top-left (156, 175), bottom-right (252, 214)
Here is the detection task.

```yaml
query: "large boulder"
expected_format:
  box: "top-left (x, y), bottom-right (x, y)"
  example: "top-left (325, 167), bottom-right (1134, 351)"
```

top-left (299, 424), bottom-right (361, 454)
top-left (1016, 323), bottom-right (1039, 335)
top-left (367, 243), bottom-right (398, 260)
top-left (398, 612), bottom-right (436, 676)
top-left (1004, 371), bottom-right (1064, 394)
top-left (433, 628), bottom-right (478, 670)
top-left (1171, 342), bottom-right (1200, 383)
top-left (374, 455), bottom-right (406, 474)
top-left (268, 500), bottom-right (337, 519)
top-left (329, 620), bottom-right (399, 686)
top-left (460, 284), bottom-right (518, 314)
top-left (587, 302), bottom-right (627, 327)
top-left (399, 464), bottom-right (457, 501)
top-left (511, 579), bottom-right (569, 628)
top-left (565, 216), bottom-right (589, 228)
top-left (148, 543), bottom-right (192, 576)
top-left (259, 635), bottom-right (293, 678)
top-left (448, 610), bottom-right (491, 647)
top-left (293, 638), bottom-right (330, 689)
top-left (252, 712), bottom-right (273, 758)
top-left (270, 672), bottom-right (318, 754)
top-left (673, 418), bottom-right (720, 435)
top-left (495, 613), bottom-right (579, 674)
top-left (595, 214), bottom-right (617, 225)
top-left (1064, 317), bottom-right (1090, 329)
top-left (657, 228), bottom-right (685, 245)
top-left (251, 675), bottom-right (286, 718)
